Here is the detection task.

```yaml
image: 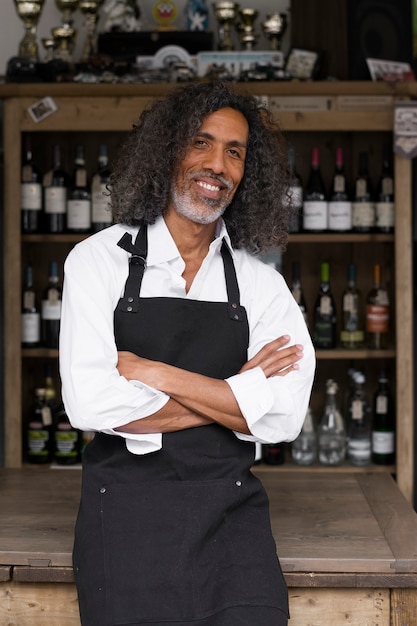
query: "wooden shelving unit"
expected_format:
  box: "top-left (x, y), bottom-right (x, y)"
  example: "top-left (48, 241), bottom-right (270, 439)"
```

top-left (0, 81), bottom-right (414, 502)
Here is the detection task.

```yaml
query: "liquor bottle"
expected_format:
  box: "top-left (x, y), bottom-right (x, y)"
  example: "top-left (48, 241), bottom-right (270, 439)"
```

top-left (328, 147), bottom-right (352, 232)
top-left (21, 135), bottom-right (42, 233)
top-left (313, 261), bottom-right (337, 349)
top-left (318, 379), bottom-right (346, 465)
top-left (43, 144), bottom-right (69, 233)
top-left (340, 263), bottom-right (364, 349)
top-left (53, 403), bottom-right (82, 465)
top-left (291, 406), bottom-right (317, 465)
top-left (351, 151), bottom-right (375, 232)
top-left (21, 265), bottom-right (40, 348)
top-left (290, 260), bottom-right (308, 325)
top-left (365, 264), bottom-right (390, 349)
top-left (44, 363), bottom-right (58, 411)
top-left (26, 388), bottom-right (53, 464)
top-left (262, 442), bottom-right (286, 465)
top-left (91, 143), bottom-right (112, 232)
top-left (375, 143), bottom-right (394, 233)
top-left (286, 145), bottom-right (303, 233)
top-left (346, 370), bottom-right (371, 466)
top-left (371, 372), bottom-right (395, 465)
top-left (302, 147), bottom-right (328, 232)
top-left (41, 261), bottom-right (62, 349)
top-left (67, 144), bottom-right (91, 233)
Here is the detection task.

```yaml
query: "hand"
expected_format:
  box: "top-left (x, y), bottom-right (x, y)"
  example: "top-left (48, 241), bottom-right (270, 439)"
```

top-left (239, 335), bottom-right (304, 378)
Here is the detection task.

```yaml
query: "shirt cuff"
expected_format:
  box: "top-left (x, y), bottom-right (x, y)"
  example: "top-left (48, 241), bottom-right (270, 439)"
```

top-left (102, 429), bottom-right (162, 455)
top-left (226, 366), bottom-right (274, 427)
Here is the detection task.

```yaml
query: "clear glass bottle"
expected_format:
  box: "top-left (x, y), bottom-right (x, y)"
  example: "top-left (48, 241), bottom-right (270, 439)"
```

top-left (351, 151), bottom-right (375, 232)
top-left (67, 144), bottom-right (91, 233)
top-left (286, 145), bottom-right (303, 233)
top-left (366, 263), bottom-right (390, 349)
top-left (340, 262), bottom-right (364, 349)
top-left (91, 143), bottom-right (113, 232)
top-left (43, 144), bottom-right (69, 234)
top-left (375, 143), bottom-right (394, 233)
top-left (313, 261), bottom-right (337, 349)
top-left (292, 406), bottom-right (317, 465)
top-left (347, 371), bottom-right (371, 466)
top-left (290, 260), bottom-right (308, 326)
top-left (372, 372), bottom-right (395, 465)
top-left (303, 147), bottom-right (328, 232)
top-left (318, 379), bottom-right (346, 465)
top-left (328, 147), bottom-right (352, 232)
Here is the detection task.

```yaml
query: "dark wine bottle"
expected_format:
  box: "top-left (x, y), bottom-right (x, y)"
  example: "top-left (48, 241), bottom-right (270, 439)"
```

top-left (43, 144), bottom-right (69, 233)
top-left (302, 147), bottom-right (328, 232)
top-left (21, 135), bottom-right (42, 233)
top-left (365, 263), bottom-right (390, 349)
top-left (313, 261), bottom-right (337, 349)
top-left (375, 143), bottom-right (394, 233)
top-left (26, 388), bottom-right (53, 464)
top-left (67, 144), bottom-right (91, 233)
top-left (351, 151), bottom-right (375, 232)
top-left (290, 260), bottom-right (308, 325)
top-left (340, 263), bottom-right (364, 349)
top-left (53, 404), bottom-right (82, 465)
top-left (41, 261), bottom-right (62, 349)
top-left (371, 372), bottom-right (395, 465)
top-left (286, 145), bottom-right (303, 233)
top-left (91, 143), bottom-right (113, 232)
top-left (21, 265), bottom-right (40, 348)
top-left (328, 147), bottom-right (352, 232)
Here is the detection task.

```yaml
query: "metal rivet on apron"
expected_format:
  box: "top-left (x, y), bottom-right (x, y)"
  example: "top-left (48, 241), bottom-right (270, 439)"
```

top-left (235, 480), bottom-right (242, 487)
top-left (100, 487), bottom-right (106, 494)
top-left (128, 297), bottom-right (134, 303)
top-left (232, 303), bottom-right (237, 309)
top-left (127, 306), bottom-right (133, 312)
top-left (234, 314), bottom-right (239, 320)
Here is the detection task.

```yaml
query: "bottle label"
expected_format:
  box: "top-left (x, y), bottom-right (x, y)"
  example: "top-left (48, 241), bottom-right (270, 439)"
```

top-left (366, 304), bottom-right (389, 332)
top-left (28, 430), bottom-right (49, 455)
top-left (341, 330), bottom-right (364, 343)
top-left (320, 295), bottom-right (332, 315)
top-left (328, 201), bottom-right (352, 230)
top-left (375, 202), bottom-right (394, 229)
top-left (92, 185), bottom-right (112, 223)
top-left (303, 201), bottom-right (328, 230)
top-left (382, 178), bottom-right (393, 195)
top-left (42, 299), bottom-right (61, 320)
top-left (343, 293), bottom-right (357, 314)
top-left (55, 430), bottom-right (78, 457)
top-left (67, 199), bottom-right (91, 229)
top-left (352, 202), bottom-right (375, 228)
top-left (334, 175), bottom-right (346, 194)
top-left (45, 187), bottom-right (66, 214)
top-left (376, 396), bottom-right (388, 414)
top-left (75, 170), bottom-right (88, 188)
top-left (372, 431), bottom-right (394, 454)
top-left (21, 183), bottom-right (42, 210)
top-left (21, 312), bottom-right (40, 343)
top-left (352, 399), bottom-right (363, 420)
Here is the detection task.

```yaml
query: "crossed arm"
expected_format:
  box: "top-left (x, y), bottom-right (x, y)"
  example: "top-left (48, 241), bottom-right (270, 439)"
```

top-left (114, 335), bottom-right (304, 436)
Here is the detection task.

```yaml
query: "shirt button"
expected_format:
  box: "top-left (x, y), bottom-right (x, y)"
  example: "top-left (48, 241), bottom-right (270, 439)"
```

top-left (100, 487), bottom-right (106, 494)
top-left (235, 480), bottom-right (242, 487)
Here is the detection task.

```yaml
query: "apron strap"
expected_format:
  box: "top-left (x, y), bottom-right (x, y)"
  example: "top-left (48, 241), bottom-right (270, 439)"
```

top-left (117, 224), bottom-right (148, 313)
top-left (221, 239), bottom-right (246, 322)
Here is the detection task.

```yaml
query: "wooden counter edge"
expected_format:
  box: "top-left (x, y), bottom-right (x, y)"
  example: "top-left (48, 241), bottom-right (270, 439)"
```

top-left (0, 566), bottom-right (11, 582)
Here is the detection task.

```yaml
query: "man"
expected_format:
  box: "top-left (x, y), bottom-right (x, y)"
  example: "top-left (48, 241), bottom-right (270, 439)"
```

top-left (60, 81), bottom-right (315, 626)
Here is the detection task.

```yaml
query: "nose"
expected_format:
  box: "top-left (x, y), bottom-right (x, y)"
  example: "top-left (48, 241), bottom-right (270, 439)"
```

top-left (202, 147), bottom-right (226, 174)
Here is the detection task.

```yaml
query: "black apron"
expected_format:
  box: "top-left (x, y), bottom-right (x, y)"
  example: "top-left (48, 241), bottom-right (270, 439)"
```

top-left (73, 224), bottom-right (289, 626)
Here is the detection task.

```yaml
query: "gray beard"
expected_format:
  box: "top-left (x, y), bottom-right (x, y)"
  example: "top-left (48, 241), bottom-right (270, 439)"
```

top-left (171, 186), bottom-right (228, 225)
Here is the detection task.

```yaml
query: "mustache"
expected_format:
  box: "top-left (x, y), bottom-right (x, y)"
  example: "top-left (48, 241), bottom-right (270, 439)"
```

top-left (189, 170), bottom-right (234, 190)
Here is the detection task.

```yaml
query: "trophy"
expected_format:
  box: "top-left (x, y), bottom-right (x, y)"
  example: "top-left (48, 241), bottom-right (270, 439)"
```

top-left (212, 2), bottom-right (240, 51)
top-left (78, 0), bottom-right (105, 63)
top-left (13, 0), bottom-right (45, 60)
top-left (261, 12), bottom-right (287, 51)
top-left (237, 8), bottom-right (259, 51)
top-left (50, 0), bottom-right (79, 62)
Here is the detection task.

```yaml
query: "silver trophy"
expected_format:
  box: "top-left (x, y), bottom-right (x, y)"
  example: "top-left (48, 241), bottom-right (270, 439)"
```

top-left (213, 2), bottom-right (240, 51)
top-left (262, 12), bottom-right (287, 51)
top-left (13, 0), bottom-right (46, 60)
top-left (237, 8), bottom-right (259, 51)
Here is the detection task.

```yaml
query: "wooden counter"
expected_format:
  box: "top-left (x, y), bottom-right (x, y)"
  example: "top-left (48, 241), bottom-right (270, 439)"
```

top-left (1, 468), bottom-right (417, 625)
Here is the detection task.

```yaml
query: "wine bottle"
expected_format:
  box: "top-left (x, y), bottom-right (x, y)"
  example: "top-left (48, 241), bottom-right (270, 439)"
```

top-left (91, 143), bottom-right (112, 232)
top-left (371, 372), bottom-right (395, 465)
top-left (286, 145), bottom-right (303, 233)
top-left (290, 260), bottom-right (308, 325)
top-left (43, 144), bottom-right (69, 233)
top-left (375, 143), bottom-right (394, 233)
top-left (318, 379), bottom-right (346, 465)
top-left (21, 135), bottom-right (42, 233)
top-left (340, 263), bottom-right (364, 349)
top-left (313, 261), bottom-right (337, 349)
top-left (346, 370), bottom-right (371, 466)
top-left (302, 147), bottom-right (328, 232)
top-left (366, 264), bottom-right (390, 349)
top-left (67, 144), bottom-right (91, 233)
top-left (26, 387), bottom-right (53, 464)
top-left (328, 147), bottom-right (352, 232)
top-left (41, 261), bottom-right (62, 349)
top-left (21, 265), bottom-right (41, 348)
top-left (291, 406), bottom-right (317, 465)
top-left (53, 403), bottom-right (82, 465)
top-left (351, 151), bottom-right (375, 232)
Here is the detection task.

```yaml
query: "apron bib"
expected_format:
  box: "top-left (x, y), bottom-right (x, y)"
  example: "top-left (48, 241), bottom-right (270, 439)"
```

top-left (73, 225), bottom-right (289, 626)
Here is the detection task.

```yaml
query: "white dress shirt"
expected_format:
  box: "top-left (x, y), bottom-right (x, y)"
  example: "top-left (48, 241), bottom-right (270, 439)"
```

top-left (59, 216), bottom-right (316, 455)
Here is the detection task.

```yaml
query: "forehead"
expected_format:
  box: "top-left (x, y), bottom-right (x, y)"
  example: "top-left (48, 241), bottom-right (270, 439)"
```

top-left (197, 107), bottom-right (249, 141)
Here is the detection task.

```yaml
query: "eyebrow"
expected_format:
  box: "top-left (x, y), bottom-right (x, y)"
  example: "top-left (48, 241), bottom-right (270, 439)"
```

top-left (195, 131), bottom-right (247, 150)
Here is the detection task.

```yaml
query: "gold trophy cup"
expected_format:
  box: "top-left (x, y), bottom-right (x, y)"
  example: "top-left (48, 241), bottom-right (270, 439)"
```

top-left (237, 8), bottom-right (259, 51)
top-left (13, 0), bottom-right (46, 60)
top-left (262, 12), bottom-right (287, 51)
top-left (78, 0), bottom-right (105, 63)
top-left (213, 2), bottom-right (240, 51)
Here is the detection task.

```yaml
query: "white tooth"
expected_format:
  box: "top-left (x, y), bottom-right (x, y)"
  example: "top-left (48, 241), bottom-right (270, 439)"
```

top-left (198, 181), bottom-right (220, 191)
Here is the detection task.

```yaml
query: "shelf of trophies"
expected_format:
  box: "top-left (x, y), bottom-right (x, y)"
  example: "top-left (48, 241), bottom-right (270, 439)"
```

top-left (0, 83), bottom-right (413, 503)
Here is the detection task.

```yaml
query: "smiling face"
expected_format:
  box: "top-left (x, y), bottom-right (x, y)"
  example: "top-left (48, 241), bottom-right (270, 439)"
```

top-left (168, 107), bottom-right (249, 225)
